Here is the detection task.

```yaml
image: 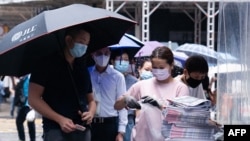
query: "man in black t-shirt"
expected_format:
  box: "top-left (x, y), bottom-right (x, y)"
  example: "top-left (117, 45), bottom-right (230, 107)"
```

top-left (29, 25), bottom-right (96, 141)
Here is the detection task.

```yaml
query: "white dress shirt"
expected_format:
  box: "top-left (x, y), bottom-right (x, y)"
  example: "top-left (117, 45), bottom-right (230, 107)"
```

top-left (90, 65), bottom-right (128, 133)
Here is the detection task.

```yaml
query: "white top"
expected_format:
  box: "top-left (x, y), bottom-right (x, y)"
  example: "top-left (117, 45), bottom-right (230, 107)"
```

top-left (175, 75), bottom-right (206, 99)
top-left (90, 65), bottom-right (128, 133)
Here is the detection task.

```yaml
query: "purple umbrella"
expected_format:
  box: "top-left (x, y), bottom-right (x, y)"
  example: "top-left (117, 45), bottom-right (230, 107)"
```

top-left (134, 41), bottom-right (188, 68)
top-left (134, 41), bottom-right (164, 57)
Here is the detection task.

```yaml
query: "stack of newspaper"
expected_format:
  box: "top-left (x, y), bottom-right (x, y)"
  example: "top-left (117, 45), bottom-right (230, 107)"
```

top-left (162, 96), bottom-right (218, 141)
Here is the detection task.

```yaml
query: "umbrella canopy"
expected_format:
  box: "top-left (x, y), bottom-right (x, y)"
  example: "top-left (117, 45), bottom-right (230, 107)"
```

top-left (174, 43), bottom-right (219, 66)
top-left (209, 63), bottom-right (248, 74)
top-left (0, 4), bottom-right (136, 76)
top-left (87, 33), bottom-right (143, 67)
top-left (134, 41), bottom-right (188, 68)
top-left (164, 41), bottom-right (179, 50)
top-left (134, 41), bottom-right (164, 57)
top-left (217, 52), bottom-right (238, 63)
top-left (109, 33), bottom-right (143, 49)
top-left (109, 33), bottom-right (143, 59)
top-left (172, 51), bottom-right (189, 68)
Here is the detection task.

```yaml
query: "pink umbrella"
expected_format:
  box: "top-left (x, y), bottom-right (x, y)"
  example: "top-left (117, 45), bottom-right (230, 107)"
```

top-left (134, 41), bottom-right (164, 57)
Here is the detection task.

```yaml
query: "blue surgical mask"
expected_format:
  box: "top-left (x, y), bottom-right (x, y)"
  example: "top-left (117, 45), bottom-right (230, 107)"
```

top-left (140, 70), bottom-right (153, 80)
top-left (114, 60), bottom-right (129, 73)
top-left (70, 43), bottom-right (87, 58)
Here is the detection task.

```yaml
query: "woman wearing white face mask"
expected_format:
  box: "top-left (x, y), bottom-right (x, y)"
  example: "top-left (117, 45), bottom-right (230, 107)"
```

top-left (114, 46), bottom-right (190, 141)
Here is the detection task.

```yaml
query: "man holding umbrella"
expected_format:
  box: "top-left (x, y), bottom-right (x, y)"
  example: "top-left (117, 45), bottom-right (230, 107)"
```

top-left (28, 25), bottom-right (96, 141)
top-left (0, 3), bottom-right (136, 141)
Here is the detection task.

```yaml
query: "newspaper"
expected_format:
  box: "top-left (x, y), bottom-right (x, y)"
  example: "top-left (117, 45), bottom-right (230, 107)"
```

top-left (167, 96), bottom-right (211, 110)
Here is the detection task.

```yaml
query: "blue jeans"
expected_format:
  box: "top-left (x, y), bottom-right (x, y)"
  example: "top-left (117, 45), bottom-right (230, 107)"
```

top-left (124, 115), bottom-right (135, 141)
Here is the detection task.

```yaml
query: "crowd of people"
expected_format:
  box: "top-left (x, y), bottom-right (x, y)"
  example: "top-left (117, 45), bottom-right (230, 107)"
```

top-left (0, 25), bottom-right (219, 141)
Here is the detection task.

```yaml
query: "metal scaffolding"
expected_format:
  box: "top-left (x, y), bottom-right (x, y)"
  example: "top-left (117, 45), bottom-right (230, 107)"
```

top-left (105, 0), bottom-right (220, 50)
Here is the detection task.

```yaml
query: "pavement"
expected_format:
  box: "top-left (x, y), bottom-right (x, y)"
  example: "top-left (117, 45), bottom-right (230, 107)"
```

top-left (0, 100), bottom-right (43, 141)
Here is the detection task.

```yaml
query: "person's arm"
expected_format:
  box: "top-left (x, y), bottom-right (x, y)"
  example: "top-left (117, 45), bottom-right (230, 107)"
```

top-left (79, 93), bottom-right (96, 125)
top-left (87, 93), bottom-right (96, 116)
top-left (114, 95), bottom-right (127, 110)
top-left (116, 74), bottom-right (127, 136)
top-left (114, 83), bottom-right (141, 110)
top-left (209, 76), bottom-right (217, 90)
top-left (28, 82), bottom-right (77, 133)
top-left (28, 82), bottom-right (64, 122)
top-left (114, 94), bottom-right (142, 110)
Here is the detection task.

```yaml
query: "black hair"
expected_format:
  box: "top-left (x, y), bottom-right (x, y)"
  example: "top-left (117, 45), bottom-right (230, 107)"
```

top-left (110, 49), bottom-right (129, 61)
top-left (150, 46), bottom-right (174, 65)
top-left (202, 75), bottom-right (210, 91)
top-left (184, 55), bottom-right (208, 73)
top-left (139, 58), bottom-right (151, 68)
top-left (65, 24), bottom-right (91, 38)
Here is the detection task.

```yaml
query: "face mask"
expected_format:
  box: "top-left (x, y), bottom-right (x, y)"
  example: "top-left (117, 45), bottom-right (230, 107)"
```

top-left (152, 68), bottom-right (170, 81)
top-left (114, 60), bottom-right (129, 73)
top-left (94, 55), bottom-right (110, 67)
top-left (186, 76), bottom-right (203, 88)
top-left (70, 43), bottom-right (87, 58)
top-left (140, 70), bottom-right (153, 80)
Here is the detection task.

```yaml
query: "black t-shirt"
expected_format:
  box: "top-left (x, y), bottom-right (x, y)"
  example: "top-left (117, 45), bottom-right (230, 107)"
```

top-left (30, 53), bottom-right (92, 132)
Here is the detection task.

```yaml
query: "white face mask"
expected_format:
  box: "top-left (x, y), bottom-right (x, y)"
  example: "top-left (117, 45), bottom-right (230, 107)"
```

top-left (94, 55), bottom-right (110, 67)
top-left (152, 68), bottom-right (171, 81)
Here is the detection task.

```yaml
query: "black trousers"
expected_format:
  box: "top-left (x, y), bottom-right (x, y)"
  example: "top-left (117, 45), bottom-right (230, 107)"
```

top-left (91, 117), bottom-right (118, 141)
top-left (16, 106), bottom-right (36, 141)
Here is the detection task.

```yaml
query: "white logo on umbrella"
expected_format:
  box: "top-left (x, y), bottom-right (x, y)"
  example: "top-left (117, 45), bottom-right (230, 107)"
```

top-left (11, 31), bottom-right (23, 42)
top-left (11, 25), bottom-right (37, 42)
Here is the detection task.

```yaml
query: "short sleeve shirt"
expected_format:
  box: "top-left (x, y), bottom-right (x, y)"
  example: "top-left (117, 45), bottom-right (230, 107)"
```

top-left (175, 75), bottom-right (206, 99)
top-left (30, 53), bottom-right (92, 131)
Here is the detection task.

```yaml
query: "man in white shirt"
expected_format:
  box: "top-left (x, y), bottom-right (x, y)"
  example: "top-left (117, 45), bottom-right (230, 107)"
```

top-left (89, 47), bottom-right (127, 141)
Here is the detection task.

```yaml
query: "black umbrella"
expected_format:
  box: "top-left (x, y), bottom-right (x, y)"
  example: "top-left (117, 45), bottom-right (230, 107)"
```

top-left (0, 4), bottom-right (136, 77)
